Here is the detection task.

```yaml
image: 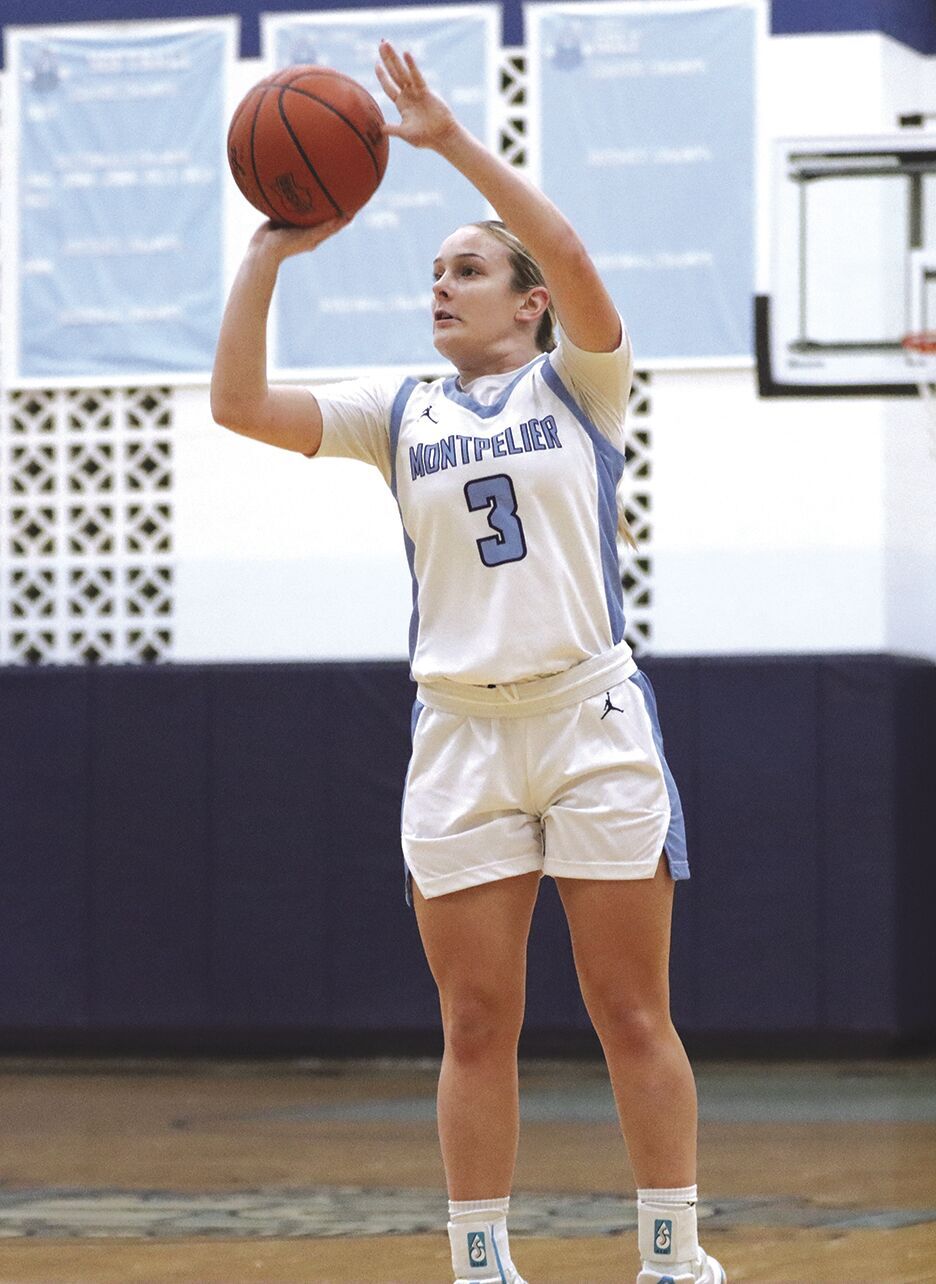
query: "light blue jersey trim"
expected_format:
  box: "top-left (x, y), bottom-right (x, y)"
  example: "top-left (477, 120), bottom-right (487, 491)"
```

top-left (389, 378), bottom-right (422, 664)
top-left (628, 670), bottom-right (690, 879)
top-left (402, 698), bottom-right (425, 907)
top-left (441, 354), bottom-right (547, 419)
top-left (540, 358), bottom-right (626, 644)
top-left (389, 377), bottom-right (420, 494)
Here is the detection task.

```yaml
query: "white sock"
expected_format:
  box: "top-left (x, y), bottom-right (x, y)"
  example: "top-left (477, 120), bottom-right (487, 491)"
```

top-left (637, 1185), bottom-right (700, 1276)
top-left (448, 1197), bottom-right (515, 1281)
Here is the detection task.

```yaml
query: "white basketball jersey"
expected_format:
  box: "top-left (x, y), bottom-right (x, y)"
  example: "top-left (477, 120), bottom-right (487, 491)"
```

top-left (314, 335), bottom-right (632, 686)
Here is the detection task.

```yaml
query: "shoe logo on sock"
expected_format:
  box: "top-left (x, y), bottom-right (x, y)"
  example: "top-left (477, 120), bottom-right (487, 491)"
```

top-left (467, 1230), bottom-right (488, 1267)
top-left (654, 1218), bottom-right (673, 1254)
top-left (659, 1278), bottom-right (676, 1284)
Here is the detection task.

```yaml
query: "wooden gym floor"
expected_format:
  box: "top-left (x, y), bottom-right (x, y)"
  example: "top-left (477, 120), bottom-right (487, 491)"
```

top-left (0, 1055), bottom-right (933, 1283)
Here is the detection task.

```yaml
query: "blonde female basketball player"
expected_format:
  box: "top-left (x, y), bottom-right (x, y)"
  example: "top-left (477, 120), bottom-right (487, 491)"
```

top-left (211, 40), bottom-right (725, 1284)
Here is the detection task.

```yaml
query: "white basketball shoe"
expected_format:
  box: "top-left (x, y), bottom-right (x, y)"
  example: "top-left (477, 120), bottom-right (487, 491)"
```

top-left (637, 1248), bottom-right (727, 1284)
top-left (454, 1274), bottom-right (527, 1284)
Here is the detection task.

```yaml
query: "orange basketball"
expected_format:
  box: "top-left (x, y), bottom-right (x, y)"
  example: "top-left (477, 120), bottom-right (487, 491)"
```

top-left (227, 65), bottom-right (389, 226)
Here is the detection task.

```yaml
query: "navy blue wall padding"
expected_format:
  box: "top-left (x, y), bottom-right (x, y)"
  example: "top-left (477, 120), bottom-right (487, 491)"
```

top-left (819, 659), bottom-right (899, 1034)
top-left (2, 1), bottom-right (936, 64)
top-left (90, 668), bottom-right (213, 1027)
top-left (0, 654), bottom-right (934, 1055)
top-left (0, 668), bottom-right (90, 1028)
top-left (696, 661), bottom-right (823, 1031)
top-left (897, 664), bottom-right (936, 1035)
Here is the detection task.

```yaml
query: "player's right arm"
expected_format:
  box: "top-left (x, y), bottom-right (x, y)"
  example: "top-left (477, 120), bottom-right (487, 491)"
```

top-left (210, 218), bottom-right (346, 455)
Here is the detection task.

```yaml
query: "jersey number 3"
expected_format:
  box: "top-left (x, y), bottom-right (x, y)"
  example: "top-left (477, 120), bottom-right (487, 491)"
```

top-left (464, 473), bottom-right (527, 568)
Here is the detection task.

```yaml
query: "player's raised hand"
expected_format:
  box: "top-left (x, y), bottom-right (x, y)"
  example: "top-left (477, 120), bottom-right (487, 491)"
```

top-left (376, 40), bottom-right (457, 151)
top-left (249, 215), bottom-right (349, 262)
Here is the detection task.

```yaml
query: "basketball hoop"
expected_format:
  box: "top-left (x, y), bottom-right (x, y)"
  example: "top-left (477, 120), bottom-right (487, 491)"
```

top-left (901, 332), bottom-right (936, 460)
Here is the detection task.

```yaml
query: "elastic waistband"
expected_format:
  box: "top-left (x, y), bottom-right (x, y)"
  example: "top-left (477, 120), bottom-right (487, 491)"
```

top-left (416, 641), bottom-right (637, 719)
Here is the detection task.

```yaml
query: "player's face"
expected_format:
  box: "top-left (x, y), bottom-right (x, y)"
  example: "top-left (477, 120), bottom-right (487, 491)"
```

top-left (431, 227), bottom-right (528, 370)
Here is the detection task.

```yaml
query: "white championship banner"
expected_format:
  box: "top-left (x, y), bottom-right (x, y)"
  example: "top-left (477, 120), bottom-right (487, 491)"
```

top-left (2, 19), bottom-right (237, 388)
top-left (262, 6), bottom-right (500, 379)
top-left (525, 0), bottom-right (759, 366)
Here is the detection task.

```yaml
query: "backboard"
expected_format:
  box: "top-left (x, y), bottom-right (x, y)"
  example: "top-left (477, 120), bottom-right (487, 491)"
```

top-left (757, 133), bottom-right (936, 396)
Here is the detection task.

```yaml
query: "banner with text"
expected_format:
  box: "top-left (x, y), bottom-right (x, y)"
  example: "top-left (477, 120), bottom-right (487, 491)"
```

top-left (526, 0), bottom-right (758, 365)
top-left (2, 20), bottom-right (236, 387)
top-left (262, 7), bottom-right (499, 378)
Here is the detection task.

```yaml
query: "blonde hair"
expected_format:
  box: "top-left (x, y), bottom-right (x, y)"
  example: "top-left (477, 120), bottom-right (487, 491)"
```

top-left (470, 220), bottom-right (557, 353)
top-left (469, 220), bottom-right (637, 551)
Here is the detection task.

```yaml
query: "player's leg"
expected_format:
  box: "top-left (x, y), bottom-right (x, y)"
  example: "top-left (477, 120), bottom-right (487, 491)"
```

top-left (556, 862), bottom-right (724, 1284)
top-left (403, 703), bottom-right (544, 1280)
top-left (557, 860), bottom-right (693, 1183)
top-left (413, 871), bottom-right (541, 1283)
top-left (413, 871), bottom-right (540, 1197)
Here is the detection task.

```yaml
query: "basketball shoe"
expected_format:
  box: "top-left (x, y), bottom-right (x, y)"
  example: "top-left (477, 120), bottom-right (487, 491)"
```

top-left (454, 1275), bottom-right (527, 1284)
top-left (637, 1248), bottom-right (727, 1283)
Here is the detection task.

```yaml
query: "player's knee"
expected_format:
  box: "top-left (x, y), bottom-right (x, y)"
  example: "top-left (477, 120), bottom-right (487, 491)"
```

top-left (440, 988), bottom-right (523, 1062)
top-left (587, 994), bottom-right (670, 1057)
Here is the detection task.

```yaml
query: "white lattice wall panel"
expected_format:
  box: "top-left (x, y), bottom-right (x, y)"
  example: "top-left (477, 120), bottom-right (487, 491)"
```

top-left (622, 371), bottom-right (653, 652)
top-left (0, 387), bottom-right (175, 664)
top-left (498, 49), bottom-right (529, 168)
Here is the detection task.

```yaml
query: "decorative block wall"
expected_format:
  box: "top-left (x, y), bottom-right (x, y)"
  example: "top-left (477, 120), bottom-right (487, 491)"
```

top-left (0, 387), bottom-right (175, 664)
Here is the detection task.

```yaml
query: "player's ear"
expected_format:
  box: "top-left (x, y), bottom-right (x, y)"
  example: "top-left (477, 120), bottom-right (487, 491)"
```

top-left (516, 285), bottom-right (550, 324)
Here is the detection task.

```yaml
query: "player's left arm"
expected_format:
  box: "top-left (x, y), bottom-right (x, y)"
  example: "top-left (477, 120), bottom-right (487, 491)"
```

top-left (376, 41), bottom-right (621, 355)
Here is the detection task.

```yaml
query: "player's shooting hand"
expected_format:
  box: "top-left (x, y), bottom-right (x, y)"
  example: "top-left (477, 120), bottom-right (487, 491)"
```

top-left (249, 215), bottom-right (349, 263)
top-left (376, 40), bottom-right (458, 151)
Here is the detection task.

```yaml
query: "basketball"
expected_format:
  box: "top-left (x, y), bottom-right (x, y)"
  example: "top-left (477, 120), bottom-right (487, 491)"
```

top-left (227, 65), bottom-right (389, 227)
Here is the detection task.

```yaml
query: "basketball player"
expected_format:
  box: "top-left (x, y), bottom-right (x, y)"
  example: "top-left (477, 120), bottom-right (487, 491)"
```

top-left (211, 39), bottom-right (726, 1284)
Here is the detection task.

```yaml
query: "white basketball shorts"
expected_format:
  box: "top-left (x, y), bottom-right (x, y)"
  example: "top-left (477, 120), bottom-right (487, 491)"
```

top-left (402, 654), bottom-right (689, 900)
